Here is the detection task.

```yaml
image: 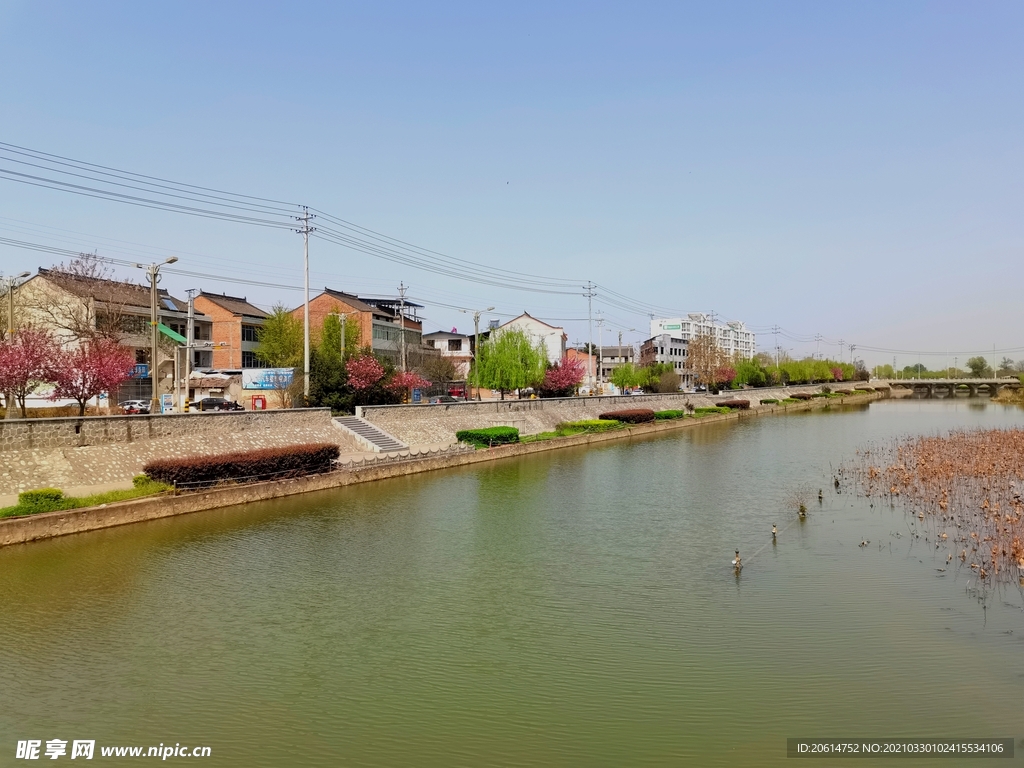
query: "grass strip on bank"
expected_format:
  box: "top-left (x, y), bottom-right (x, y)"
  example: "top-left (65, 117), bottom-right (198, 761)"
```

top-left (0, 477), bottom-right (173, 519)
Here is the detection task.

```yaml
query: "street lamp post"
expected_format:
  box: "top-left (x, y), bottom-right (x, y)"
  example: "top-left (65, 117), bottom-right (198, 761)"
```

top-left (327, 311), bottom-right (350, 361)
top-left (460, 306), bottom-right (494, 401)
top-left (4, 271), bottom-right (31, 338)
top-left (3, 271), bottom-right (30, 420)
top-left (134, 257), bottom-right (178, 414)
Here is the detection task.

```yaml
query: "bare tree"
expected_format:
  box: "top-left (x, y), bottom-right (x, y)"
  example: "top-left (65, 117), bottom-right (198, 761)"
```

top-left (419, 353), bottom-right (458, 383)
top-left (687, 330), bottom-right (723, 388)
top-left (27, 253), bottom-right (149, 344)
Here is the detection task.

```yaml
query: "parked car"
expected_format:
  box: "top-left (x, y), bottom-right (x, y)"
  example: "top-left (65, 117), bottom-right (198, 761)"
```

top-left (195, 397), bottom-right (244, 411)
top-left (428, 394), bottom-right (465, 404)
top-left (119, 400), bottom-right (150, 414)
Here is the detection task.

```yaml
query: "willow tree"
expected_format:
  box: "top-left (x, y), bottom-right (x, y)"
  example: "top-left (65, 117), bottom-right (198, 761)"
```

top-left (474, 327), bottom-right (546, 399)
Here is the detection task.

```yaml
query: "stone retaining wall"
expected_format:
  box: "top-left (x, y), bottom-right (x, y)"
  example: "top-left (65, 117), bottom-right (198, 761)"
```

top-left (0, 410), bottom-right (365, 495)
top-left (357, 385), bottom-right (843, 445)
top-left (0, 408), bottom-right (333, 452)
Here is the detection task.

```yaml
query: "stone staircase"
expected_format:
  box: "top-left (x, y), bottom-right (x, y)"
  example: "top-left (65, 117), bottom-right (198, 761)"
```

top-left (334, 416), bottom-right (408, 453)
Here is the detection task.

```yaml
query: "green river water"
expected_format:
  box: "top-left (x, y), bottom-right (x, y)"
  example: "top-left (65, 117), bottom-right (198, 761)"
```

top-left (3, 400), bottom-right (1024, 766)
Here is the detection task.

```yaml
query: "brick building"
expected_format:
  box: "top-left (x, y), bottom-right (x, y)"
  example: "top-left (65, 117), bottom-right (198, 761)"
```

top-left (295, 288), bottom-right (423, 366)
top-left (192, 292), bottom-right (269, 369)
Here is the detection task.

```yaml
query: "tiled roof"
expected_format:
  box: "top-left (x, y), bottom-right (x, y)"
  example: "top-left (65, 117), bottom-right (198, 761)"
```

top-left (197, 292), bottom-right (269, 318)
top-left (321, 288), bottom-right (388, 316)
top-left (37, 268), bottom-right (188, 312)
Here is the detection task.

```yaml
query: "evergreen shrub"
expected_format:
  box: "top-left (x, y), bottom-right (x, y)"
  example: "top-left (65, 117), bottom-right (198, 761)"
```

top-left (455, 426), bottom-right (520, 448)
top-left (694, 406), bottom-right (732, 415)
top-left (760, 399), bottom-right (778, 404)
top-left (556, 420), bottom-right (622, 435)
top-left (598, 409), bottom-right (656, 424)
top-left (144, 443), bottom-right (340, 487)
top-left (654, 410), bottom-right (687, 420)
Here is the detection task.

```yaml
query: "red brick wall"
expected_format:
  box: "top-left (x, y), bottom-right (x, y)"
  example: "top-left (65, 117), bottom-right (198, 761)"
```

top-left (193, 296), bottom-right (241, 369)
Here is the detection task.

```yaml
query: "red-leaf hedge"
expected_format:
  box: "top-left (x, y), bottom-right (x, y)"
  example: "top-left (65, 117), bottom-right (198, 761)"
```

top-left (144, 443), bottom-right (341, 487)
top-left (598, 408), bottom-right (656, 424)
top-left (789, 392), bottom-right (812, 400)
top-left (717, 399), bottom-right (750, 410)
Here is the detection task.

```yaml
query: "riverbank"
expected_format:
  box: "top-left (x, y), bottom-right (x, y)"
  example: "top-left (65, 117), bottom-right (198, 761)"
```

top-left (0, 391), bottom-right (881, 547)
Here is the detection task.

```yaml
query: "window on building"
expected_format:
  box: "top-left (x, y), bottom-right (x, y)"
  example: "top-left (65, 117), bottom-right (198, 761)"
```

top-left (241, 351), bottom-right (259, 368)
top-left (241, 325), bottom-right (259, 342)
top-left (447, 338), bottom-right (462, 352)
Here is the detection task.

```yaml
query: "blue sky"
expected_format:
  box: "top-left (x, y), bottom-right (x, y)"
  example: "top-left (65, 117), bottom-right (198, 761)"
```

top-left (1, 1), bottom-right (1022, 367)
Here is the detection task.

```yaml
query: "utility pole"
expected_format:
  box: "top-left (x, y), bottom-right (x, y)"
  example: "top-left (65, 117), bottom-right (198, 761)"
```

top-left (584, 282), bottom-right (595, 389)
top-left (596, 311), bottom-right (604, 391)
top-left (295, 207), bottom-right (315, 404)
top-left (815, 333), bottom-right (822, 360)
top-left (134, 257), bottom-right (178, 414)
top-left (460, 306), bottom-right (494, 401)
top-left (838, 339), bottom-right (845, 362)
top-left (184, 289), bottom-right (196, 409)
top-left (398, 282), bottom-right (407, 372)
top-left (772, 325), bottom-right (780, 368)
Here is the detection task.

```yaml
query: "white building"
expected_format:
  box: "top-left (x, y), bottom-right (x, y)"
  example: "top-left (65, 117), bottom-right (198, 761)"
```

top-left (650, 314), bottom-right (756, 358)
top-left (423, 330), bottom-right (474, 378)
top-left (499, 313), bottom-right (567, 365)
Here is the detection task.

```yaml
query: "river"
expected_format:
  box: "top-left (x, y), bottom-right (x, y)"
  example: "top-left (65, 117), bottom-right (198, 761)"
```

top-left (3, 400), bottom-right (1024, 766)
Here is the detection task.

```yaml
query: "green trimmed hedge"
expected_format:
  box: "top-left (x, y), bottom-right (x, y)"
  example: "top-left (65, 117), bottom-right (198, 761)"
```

top-left (654, 410), bottom-right (688, 420)
top-left (760, 398), bottom-right (778, 404)
top-left (780, 397), bottom-right (799, 404)
top-left (556, 419), bottom-right (622, 436)
top-left (694, 406), bottom-right (732, 416)
top-left (456, 426), bottom-right (520, 448)
top-left (144, 443), bottom-right (340, 487)
top-left (598, 408), bottom-right (656, 424)
top-left (718, 399), bottom-right (750, 409)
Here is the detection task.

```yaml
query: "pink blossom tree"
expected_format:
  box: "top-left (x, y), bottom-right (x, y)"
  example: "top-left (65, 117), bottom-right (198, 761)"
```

top-left (386, 371), bottom-right (431, 393)
top-left (830, 366), bottom-right (844, 382)
top-left (345, 354), bottom-right (386, 390)
top-left (540, 355), bottom-right (586, 397)
top-left (51, 339), bottom-right (137, 416)
top-left (0, 329), bottom-right (60, 418)
top-left (714, 365), bottom-right (737, 390)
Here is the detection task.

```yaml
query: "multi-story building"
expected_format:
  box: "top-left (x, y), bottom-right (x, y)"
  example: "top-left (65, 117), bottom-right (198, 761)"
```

top-left (422, 330), bottom-right (474, 378)
top-left (296, 288), bottom-right (423, 367)
top-left (639, 334), bottom-right (692, 388)
top-left (597, 345), bottom-right (634, 381)
top-left (192, 292), bottom-right (269, 370)
top-left (650, 314), bottom-right (756, 358)
top-left (17, 268), bottom-right (213, 401)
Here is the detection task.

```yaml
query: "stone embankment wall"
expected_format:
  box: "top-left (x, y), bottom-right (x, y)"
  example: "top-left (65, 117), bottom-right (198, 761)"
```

top-left (0, 408), bottom-right (332, 452)
top-left (0, 410), bottom-right (364, 496)
top-left (358, 385), bottom-right (848, 445)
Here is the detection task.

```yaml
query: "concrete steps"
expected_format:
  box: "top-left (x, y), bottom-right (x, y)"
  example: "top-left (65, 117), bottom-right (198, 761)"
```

top-left (334, 416), bottom-right (407, 453)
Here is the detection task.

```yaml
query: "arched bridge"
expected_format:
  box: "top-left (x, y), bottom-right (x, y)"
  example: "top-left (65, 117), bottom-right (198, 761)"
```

top-left (880, 378), bottom-right (1021, 399)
